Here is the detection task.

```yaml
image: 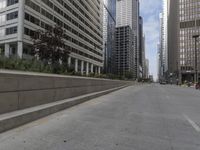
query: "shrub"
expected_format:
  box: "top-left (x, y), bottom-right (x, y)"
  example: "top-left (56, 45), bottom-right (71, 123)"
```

top-left (0, 56), bottom-right (52, 73)
top-left (0, 56), bottom-right (132, 81)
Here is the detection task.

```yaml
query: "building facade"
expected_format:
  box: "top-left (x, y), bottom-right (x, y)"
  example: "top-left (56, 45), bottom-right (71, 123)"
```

top-left (116, 0), bottom-right (139, 31)
top-left (144, 58), bottom-right (149, 79)
top-left (0, 0), bottom-right (103, 75)
top-left (158, 13), bottom-right (165, 81)
top-left (178, 0), bottom-right (200, 83)
top-left (115, 26), bottom-right (135, 77)
top-left (142, 35), bottom-right (146, 78)
top-left (159, 0), bottom-right (170, 81)
top-left (163, 0), bottom-right (168, 74)
top-left (116, 0), bottom-right (139, 79)
top-left (103, 0), bottom-right (116, 74)
top-left (139, 16), bottom-right (145, 78)
top-left (167, 0), bottom-right (179, 83)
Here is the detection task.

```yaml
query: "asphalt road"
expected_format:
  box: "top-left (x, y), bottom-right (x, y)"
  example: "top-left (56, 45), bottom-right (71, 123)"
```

top-left (0, 84), bottom-right (200, 150)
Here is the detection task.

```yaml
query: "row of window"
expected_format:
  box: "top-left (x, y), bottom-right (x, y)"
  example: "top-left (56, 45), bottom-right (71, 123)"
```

top-left (24, 13), bottom-right (102, 57)
top-left (24, 27), bottom-right (102, 63)
top-left (0, 0), bottom-right (18, 9)
top-left (6, 26), bottom-right (17, 34)
top-left (180, 19), bottom-right (200, 28)
top-left (25, 0), bottom-right (102, 47)
top-left (25, 0), bottom-right (101, 40)
top-left (0, 11), bottom-right (18, 24)
top-left (49, 0), bottom-right (101, 37)
top-left (0, 26), bottom-right (17, 36)
top-left (7, 0), bottom-right (18, 6)
top-left (7, 11), bottom-right (18, 20)
top-left (56, 0), bottom-right (100, 22)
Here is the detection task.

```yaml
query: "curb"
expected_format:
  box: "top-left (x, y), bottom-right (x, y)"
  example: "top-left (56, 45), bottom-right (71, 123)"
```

top-left (0, 85), bottom-right (129, 133)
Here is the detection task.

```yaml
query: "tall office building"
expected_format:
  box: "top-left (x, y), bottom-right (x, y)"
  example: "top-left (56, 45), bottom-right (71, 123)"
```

top-left (116, 0), bottom-right (139, 32)
top-left (167, 0), bottom-right (179, 82)
top-left (0, 0), bottom-right (103, 75)
top-left (116, 0), bottom-right (139, 79)
top-left (178, 0), bottom-right (200, 83)
top-left (158, 13), bottom-right (165, 81)
top-left (115, 26), bottom-right (135, 76)
top-left (163, 0), bottom-right (168, 74)
top-left (139, 16), bottom-right (145, 78)
top-left (160, 0), bottom-right (179, 82)
top-left (103, 0), bottom-right (116, 74)
top-left (142, 35), bottom-right (146, 78)
top-left (144, 58), bottom-right (149, 79)
top-left (157, 43), bottom-right (162, 80)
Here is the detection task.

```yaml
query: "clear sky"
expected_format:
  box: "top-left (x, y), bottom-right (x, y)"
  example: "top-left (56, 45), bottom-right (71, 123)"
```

top-left (140, 0), bottom-right (162, 80)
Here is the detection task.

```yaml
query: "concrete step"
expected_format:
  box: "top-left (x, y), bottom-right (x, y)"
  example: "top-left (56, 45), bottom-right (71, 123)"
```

top-left (0, 85), bottom-right (128, 133)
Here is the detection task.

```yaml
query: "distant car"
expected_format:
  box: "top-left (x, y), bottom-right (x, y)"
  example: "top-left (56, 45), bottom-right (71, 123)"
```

top-left (160, 81), bottom-right (167, 85)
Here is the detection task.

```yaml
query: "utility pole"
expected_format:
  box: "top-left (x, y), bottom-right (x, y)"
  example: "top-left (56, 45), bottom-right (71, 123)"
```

top-left (192, 35), bottom-right (199, 83)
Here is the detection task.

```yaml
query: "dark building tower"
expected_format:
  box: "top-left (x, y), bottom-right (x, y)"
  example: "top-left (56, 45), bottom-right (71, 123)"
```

top-left (139, 16), bottom-right (145, 78)
top-left (115, 26), bottom-right (135, 77)
top-left (116, 0), bottom-right (139, 79)
top-left (167, 0), bottom-right (179, 83)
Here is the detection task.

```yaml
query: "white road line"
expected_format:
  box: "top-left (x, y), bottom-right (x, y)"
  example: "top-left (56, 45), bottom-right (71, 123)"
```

top-left (183, 114), bottom-right (200, 132)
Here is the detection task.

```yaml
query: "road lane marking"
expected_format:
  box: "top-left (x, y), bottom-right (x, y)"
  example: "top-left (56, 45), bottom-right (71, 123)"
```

top-left (183, 114), bottom-right (200, 132)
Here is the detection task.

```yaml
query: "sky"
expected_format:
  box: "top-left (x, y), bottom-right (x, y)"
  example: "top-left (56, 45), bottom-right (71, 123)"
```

top-left (140, 0), bottom-right (163, 80)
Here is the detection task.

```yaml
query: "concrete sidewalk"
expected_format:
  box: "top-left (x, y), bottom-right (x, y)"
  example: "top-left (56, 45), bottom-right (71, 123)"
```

top-left (0, 85), bottom-right (128, 133)
top-left (0, 84), bottom-right (200, 149)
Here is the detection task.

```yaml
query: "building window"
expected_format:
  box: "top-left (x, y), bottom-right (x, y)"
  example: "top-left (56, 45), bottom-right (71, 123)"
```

top-left (0, 45), bottom-right (4, 55)
top-left (24, 27), bottom-right (35, 37)
top-left (6, 26), bottom-right (17, 35)
top-left (0, 28), bottom-right (5, 36)
top-left (25, 0), bottom-right (40, 13)
top-left (7, 0), bottom-right (18, 6)
top-left (25, 13), bottom-right (40, 26)
top-left (0, 0), bottom-right (6, 9)
top-left (7, 11), bottom-right (18, 20)
top-left (0, 14), bottom-right (5, 24)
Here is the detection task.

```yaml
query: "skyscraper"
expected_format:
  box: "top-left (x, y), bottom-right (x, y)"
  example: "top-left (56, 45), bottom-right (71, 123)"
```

top-left (115, 26), bottom-right (135, 77)
top-left (115, 0), bottom-right (139, 79)
top-left (103, 0), bottom-right (116, 74)
top-left (158, 12), bottom-right (165, 81)
top-left (159, 0), bottom-right (171, 82)
top-left (142, 35), bottom-right (146, 78)
top-left (0, 0), bottom-right (103, 75)
top-left (178, 0), bottom-right (200, 83)
top-left (157, 43), bottom-right (162, 80)
top-left (144, 58), bottom-right (149, 79)
top-left (116, 0), bottom-right (139, 32)
top-left (163, 0), bottom-right (168, 75)
top-left (139, 16), bottom-right (145, 78)
top-left (167, 0), bottom-right (179, 83)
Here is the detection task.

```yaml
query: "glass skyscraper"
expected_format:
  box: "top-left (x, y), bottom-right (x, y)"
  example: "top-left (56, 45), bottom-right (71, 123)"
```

top-left (103, 0), bottom-right (116, 73)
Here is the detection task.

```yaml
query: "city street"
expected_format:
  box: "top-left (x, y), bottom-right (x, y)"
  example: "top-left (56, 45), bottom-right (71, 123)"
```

top-left (0, 84), bottom-right (200, 150)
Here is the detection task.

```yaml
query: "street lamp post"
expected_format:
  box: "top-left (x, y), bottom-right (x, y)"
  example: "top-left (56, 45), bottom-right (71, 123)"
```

top-left (192, 35), bottom-right (199, 83)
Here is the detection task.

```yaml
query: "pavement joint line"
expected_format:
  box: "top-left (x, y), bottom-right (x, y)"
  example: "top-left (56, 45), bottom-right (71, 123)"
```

top-left (183, 114), bottom-right (200, 133)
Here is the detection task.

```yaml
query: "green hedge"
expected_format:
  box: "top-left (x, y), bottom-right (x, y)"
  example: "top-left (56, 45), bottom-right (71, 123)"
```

top-left (0, 56), bottom-right (54, 73)
top-left (0, 56), bottom-right (132, 80)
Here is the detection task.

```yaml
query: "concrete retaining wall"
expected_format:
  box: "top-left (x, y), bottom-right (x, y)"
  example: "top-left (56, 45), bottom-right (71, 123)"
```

top-left (0, 70), bottom-right (131, 114)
